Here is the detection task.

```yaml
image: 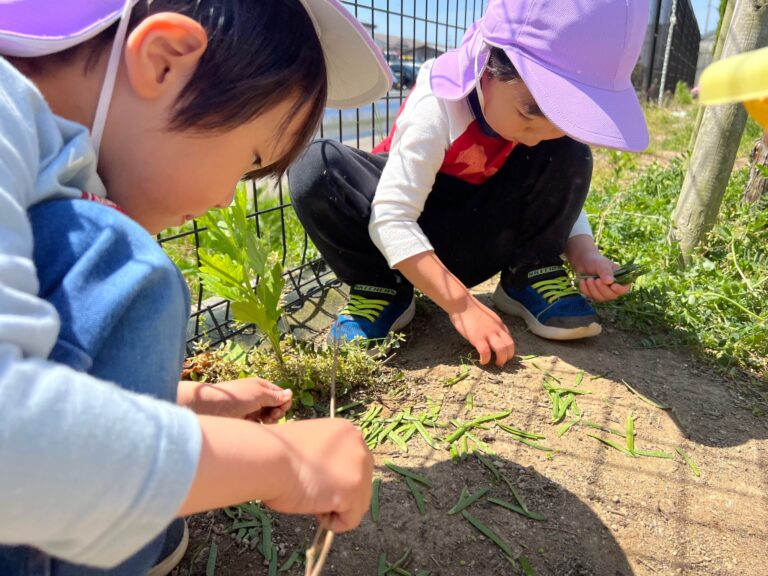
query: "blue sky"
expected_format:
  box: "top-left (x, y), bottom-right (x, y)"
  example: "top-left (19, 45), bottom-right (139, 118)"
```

top-left (691, 0), bottom-right (717, 34)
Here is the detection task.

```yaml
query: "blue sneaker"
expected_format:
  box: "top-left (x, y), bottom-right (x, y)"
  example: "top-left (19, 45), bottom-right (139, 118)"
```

top-left (329, 284), bottom-right (415, 345)
top-left (493, 265), bottom-right (601, 340)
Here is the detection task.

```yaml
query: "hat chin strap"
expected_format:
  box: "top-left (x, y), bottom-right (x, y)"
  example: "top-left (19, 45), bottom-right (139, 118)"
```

top-left (474, 43), bottom-right (487, 112)
top-left (91, 0), bottom-right (134, 161)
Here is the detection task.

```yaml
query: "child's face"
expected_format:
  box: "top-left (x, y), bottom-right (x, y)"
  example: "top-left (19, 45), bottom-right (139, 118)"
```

top-left (101, 93), bottom-right (309, 234)
top-left (480, 72), bottom-right (565, 147)
top-left (87, 13), bottom-right (314, 234)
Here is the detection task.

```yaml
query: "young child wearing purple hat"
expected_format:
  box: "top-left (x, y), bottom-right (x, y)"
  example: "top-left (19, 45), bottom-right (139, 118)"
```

top-left (290, 0), bottom-right (650, 365)
top-left (0, 1), bottom-right (391, 574)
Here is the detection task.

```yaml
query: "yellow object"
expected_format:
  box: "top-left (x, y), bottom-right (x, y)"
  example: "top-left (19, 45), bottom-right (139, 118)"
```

top-left (699, 46), bottom-right (768, 128)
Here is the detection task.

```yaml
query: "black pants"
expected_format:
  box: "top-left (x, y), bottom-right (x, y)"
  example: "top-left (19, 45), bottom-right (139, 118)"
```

top-left (288, 137), bottom-right (592, 291)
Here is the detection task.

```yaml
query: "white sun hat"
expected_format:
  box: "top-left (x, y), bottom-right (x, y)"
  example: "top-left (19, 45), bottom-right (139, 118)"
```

top-left (0, 0), bottom-right (392, 110)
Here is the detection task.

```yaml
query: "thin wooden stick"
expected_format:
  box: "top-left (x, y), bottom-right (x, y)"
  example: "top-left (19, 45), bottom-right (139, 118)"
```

top-left (304, 339), bottom-right (339, 576)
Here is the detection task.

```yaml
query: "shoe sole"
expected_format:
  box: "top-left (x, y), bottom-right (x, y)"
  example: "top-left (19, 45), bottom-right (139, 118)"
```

top-left (492, 285), bottom-right (602, 341)
top-left (327, 298), bottom-right (416, 349)
top-left (147, 521), bottom-right (189, 576)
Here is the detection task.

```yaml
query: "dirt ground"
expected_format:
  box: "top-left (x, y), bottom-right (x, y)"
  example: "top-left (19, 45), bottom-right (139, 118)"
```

top-left (175, 279), bottom-right (768, 576)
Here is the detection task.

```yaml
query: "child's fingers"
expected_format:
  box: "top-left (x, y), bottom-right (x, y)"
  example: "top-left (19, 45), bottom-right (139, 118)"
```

top-left (582, 278), bottom-right (630, 301)
top-left (608, 282), bottom-right (631, 297)
top-left (475, 340), bottom-right (492, 365)
top-left (489, 333), bottom-right (514, 367)
top-left (255, 380), bottom-right (292, 407)
top-left (579, 278), bottom-right (607, 301)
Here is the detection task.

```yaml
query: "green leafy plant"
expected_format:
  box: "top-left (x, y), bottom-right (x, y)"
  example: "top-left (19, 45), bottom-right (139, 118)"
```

top-left (197, 188), bottom-right (286, 364)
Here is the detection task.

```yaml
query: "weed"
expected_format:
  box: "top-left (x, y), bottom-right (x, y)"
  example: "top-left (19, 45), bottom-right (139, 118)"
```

top-left (586, 158), bottom-right (768, 381)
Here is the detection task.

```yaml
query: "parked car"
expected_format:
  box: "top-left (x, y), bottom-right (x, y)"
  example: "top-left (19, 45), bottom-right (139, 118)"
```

top-left (389, 59), bottom-right (418, 89)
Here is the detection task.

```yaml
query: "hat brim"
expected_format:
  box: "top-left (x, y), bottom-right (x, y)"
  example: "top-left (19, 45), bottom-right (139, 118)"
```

top-left (0, 0), bottom-right (391, 110)
top-left (0, 0), bottom-right (133, 57)
top-left (300, 0), bottom-right (392, 109)
top-left (508, 50), bottom-right (649, 152)
top-left (699, 46), bottom-right (768, 106)
top-left (430, 28), bottom-right (649, 152)
top-left (430, 21), bottom-right (488, 101)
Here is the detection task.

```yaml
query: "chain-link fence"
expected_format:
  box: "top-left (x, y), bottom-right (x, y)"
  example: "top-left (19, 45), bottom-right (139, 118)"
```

top-left (158, 0), bottom-right (702, 353)
top-left (157, 0), bottom-right (490, 352)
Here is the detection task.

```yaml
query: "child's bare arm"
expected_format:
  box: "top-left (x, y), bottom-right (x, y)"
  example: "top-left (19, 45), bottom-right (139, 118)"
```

top-left (178, 417), bottom-right (373, 533)
top-left (565, 234), bottom-right (631, 302)
top-left (396, 251), bottom-right (515, 366)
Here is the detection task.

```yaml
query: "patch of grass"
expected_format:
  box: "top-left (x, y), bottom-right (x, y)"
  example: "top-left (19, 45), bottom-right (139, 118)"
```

top-left (182, 337), bottom-right (390, 409)
top-left (586, 158), bottom-right (768, 381)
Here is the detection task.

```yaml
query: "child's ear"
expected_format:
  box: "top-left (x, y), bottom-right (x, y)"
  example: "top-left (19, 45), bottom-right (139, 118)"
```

top-left (124, 13), bottom-right (208, 99)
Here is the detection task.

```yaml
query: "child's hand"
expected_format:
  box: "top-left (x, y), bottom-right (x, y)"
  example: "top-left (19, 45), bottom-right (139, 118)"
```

top-left (265, 419), bottom-right (373, 532)
top-left (448, 297), bottom-right (515, 366)
top-left (573, 252), bottom-right (631, 302)
top-left (566, 235), bottom-right (631, 302)
top-left (178, 378), bottom-right (293, 422)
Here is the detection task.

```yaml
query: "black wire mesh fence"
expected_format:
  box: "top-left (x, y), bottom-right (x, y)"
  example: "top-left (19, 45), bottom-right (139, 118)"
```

top-left (157, 0), bottom-right (701, 353)
top-left (157, 0), bottom-right (490, 352)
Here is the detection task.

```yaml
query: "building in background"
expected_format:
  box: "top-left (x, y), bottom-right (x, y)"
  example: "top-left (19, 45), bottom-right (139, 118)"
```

top-left (635, 0), bottom-right (701, 100)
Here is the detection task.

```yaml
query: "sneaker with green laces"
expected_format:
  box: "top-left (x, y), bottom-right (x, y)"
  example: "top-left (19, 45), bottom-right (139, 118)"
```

top-left (329, 284), bottom-right (415, 345)
top-left (493, 264), bottom-right (601, 340)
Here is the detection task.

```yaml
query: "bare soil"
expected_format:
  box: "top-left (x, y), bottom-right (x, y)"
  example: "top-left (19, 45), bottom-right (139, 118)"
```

top-left (174, 280), bottom-right (768, 576)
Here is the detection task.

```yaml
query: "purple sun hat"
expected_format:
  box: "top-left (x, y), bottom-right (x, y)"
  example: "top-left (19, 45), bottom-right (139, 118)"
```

top-left (430, 0), bottom-right (650, 152)
top-left (0, 0), bottom-right (392, 110)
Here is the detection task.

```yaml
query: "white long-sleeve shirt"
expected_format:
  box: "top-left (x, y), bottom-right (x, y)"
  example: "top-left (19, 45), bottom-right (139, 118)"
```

top-left (369, 59), bottom-right (592, 268)
top-left (0, 57), bottom-right (201, 568)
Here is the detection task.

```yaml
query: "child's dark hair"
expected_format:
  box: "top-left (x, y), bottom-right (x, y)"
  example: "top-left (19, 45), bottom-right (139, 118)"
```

top-left (486, 47), bottom-right (520, 83)
top-left (14, 0), bottom-right (327, 178)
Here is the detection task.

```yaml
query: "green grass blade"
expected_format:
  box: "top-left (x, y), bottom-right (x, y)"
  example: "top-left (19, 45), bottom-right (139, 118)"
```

top-left (675, 446), bottom-right (701, 477)
top-left (279, 550), bottom-right (301, 572)
top-left (405, 477), bottom-right (426, 514)
top-left (587, 433), bottom-right (636, 457)
top-left (448, 486), bottom-right (490, 515)
top-left (496, 423), bottom-right (546, 440)
top-left (401, 423), bottom-right (418, 443)
top-left (488, 497), bottom-right (548, 521)
top-left (414, 420), bottom-right (440, 449)
top-left (621, 380), bottom-right (670, 410)
top-left (260, 510), bottom-right (272, 562)
top-left (377, 553), bottom-right (388, 576)
top-left (371, 478), bottom-right (382, 523)
top-left (443, 365), bottom-right (470, 387)
top-left (626, 412), bottom-right (635, 454)
top-left (500, 476), bottom-right (529, 513)
top-left (557, 418), bottom-right (580, 437)
top-left (206, 542), bottom-right (218, 576)
top-left (511, 437), bottom-right (553, 452)
top-left (519, 556), bottom-right (536, 575)
top-left (635, 449), bottom-right (675, 459)
top-left (553, 393), bottom-right (574, 423)
top-left (385, 461), bottom-right (433, 487)
top-left (475, 453), bottom-right (502, 483)
top-left (465, 431), bottom-right (496, 455)
top-left (461, 510), bottom-right (516, 560)
top-left (388, 431), bottom-right (409, 452)
top-left (467, 410), bottom-right (513, 427)
top-left (444, 425), bottom-right (468, 444)
top-left (550, 392), bottom-right (560, 421)
top-left (582, 420), bottom-right (626, 437)
top-left (268, 545), bottom-right (278, 576)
